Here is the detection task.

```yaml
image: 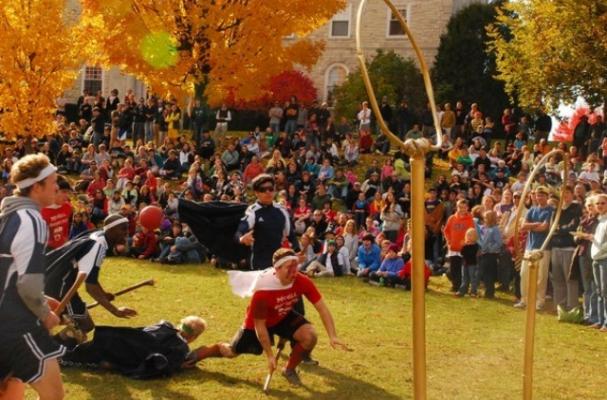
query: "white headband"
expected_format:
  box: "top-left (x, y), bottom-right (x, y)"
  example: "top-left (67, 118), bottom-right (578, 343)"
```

top-left (15, 164), bottom-right (57, 190)
top-left (103, 217), bottom-right (129, 232)
top-left (273, 255), bottom-right (299, 269)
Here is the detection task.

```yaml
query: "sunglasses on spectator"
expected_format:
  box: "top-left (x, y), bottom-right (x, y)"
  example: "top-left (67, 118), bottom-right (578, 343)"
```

top-left (257, 186), bottom-right (274, 193)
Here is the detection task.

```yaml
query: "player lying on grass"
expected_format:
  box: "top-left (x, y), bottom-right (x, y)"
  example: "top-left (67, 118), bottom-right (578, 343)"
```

top-left (186, 248), bottom-right (348, 386)
top-left (60, 316), bottom-right (206, 379)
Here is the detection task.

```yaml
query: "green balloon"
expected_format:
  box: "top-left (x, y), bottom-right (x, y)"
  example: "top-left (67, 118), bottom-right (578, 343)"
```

top-left (140, 31), bottom-right (178, 69)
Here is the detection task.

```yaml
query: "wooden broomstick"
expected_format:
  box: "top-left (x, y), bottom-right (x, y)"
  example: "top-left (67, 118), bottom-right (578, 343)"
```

top-left (87, 278), bottom-right (155, 309)
top-left (262, 337), bottom-right (287, 394)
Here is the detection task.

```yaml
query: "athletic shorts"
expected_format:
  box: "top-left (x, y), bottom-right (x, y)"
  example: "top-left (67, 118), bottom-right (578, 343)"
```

top-left (230, 311), bottom-right (309, 355)
top-left (0, 325), bottom-right (65, 383)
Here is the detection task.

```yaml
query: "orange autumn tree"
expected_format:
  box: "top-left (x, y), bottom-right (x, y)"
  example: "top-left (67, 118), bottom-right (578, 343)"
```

top-left (81, 0), bottom-right (345, 105)
top-left (0, 0), bottom-right (89, 139)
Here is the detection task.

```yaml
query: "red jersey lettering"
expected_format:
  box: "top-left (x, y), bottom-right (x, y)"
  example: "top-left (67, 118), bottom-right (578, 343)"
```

top-left (244, 273), bottom-right (321, 329)
top-left (41, 202), bottom-right (73, 249)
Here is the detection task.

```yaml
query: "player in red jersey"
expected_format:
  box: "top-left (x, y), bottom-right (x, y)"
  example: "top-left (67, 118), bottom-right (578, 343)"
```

top-left (41, 176), bottom-right (73, 249)
top-left (188, 248), bottom-right (347, 385)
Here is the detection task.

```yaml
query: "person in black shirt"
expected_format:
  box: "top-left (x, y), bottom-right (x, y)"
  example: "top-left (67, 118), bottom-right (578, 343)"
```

top-left (236, 174), bottom-right (299, 270)
top-left (161, 150), bottom-right (181, 180)
top-left (457, 228), bottom-right (480, 297)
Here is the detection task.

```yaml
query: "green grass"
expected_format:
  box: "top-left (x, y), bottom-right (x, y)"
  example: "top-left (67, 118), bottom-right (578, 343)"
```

top-left (26, 259), bottom-right (607, 400)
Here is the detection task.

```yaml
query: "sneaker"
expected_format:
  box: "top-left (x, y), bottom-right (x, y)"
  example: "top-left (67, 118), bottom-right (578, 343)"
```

top-left (301, 354), bottom-right (319, 366)
top-left (513, 302), bottom-right (526, 309)
top-left (536, 304), bottom-right (544, 311)
top-left (282, 368), bottom-right (303, 386)
top-left (454, 292), bottom-right (465, 297)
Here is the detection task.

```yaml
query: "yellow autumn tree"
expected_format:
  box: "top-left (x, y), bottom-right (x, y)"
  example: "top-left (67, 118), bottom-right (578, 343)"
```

top-left (487, 0), bottom-right (607, 110)
top-left (0, 0), bottom-right (90, 139)
top-left (81, 0), bottom-right (345, 105)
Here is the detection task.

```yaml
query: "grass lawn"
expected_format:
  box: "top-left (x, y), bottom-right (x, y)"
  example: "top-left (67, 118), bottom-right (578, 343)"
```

top-left (25, 258), bottom-right (607, 400)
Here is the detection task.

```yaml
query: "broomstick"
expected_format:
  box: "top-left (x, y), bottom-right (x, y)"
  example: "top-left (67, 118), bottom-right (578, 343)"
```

top-left (262, 337), bottom-right (287, 394)
top-left (87, 278), bottom-right (155, 309)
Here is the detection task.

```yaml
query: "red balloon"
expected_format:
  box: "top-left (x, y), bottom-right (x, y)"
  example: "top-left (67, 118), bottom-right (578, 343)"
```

top-left (139, 205), bottom-right (163, 230)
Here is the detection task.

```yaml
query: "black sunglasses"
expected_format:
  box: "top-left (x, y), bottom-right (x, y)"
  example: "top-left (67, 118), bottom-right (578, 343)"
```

top-left (257, 186), bottom-right (275, 193)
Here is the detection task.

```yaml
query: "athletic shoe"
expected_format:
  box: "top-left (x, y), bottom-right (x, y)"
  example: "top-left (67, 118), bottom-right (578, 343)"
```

top-left (282, 368), bottom-right (303, 386)
top-left (513, 302), bottom-right (526, 309)
top-left (536, 304), bottom-right (544, 311)
top-left (301, 354), bottom-right (319, 366)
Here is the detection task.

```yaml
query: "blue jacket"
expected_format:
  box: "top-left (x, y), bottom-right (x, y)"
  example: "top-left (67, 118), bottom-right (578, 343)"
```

top-left (357, 243), bottom-right (381, 272)
top-left (378, 257), bottom-right (404, 277)
top-left (479, 225), bottom-right (502, 254)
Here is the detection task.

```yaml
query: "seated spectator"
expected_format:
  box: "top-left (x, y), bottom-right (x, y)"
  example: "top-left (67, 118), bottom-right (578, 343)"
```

top-left (370, 244), bottom-right (405, 286)
top-left (359, 129), bottom-right (373, 154)
top-left (160, 150), bottom-right (181, 180)
top-left (293, 198), bottom-right (311, 235)
top-left (90, 189), bottom-right (108, 224)
top-left (122, 180), bottom-right (139, 207)
top-left (305, 240), bottom-right (344, 277)
top-left (357, 234), bottom-right (381, 277)
top-left (343, 135), bottom-right (359, 166)
top-left (108, 190), bottom-right (126, 215)
top-left (221, 143), bottom-right (240, 171)
top-left (335, 235), bottom-right (351, 275)
top-left (130, 225), bottom-right (159, 260)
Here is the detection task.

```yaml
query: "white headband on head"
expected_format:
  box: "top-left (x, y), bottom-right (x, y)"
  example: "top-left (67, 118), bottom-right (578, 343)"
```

top-left (273, 255), bottom-right (299, 269)
top-left (103, 217), bottom-right (129, 232)
top-left (15, 164), bottom-right (57, 190)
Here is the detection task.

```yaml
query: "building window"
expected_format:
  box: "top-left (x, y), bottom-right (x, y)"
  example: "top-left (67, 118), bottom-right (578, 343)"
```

top-left (330, 5), bottom-right (351, 38)
top-left (387, 7), bottom-right (408, 37)
top-left (83, 66), bottom-right (103, 94)
top-left (325, 64), bottom-right (349, 104)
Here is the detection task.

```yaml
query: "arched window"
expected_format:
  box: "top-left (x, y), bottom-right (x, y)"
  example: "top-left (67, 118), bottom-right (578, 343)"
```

top-left (325, 64), bottom-right (349, 105)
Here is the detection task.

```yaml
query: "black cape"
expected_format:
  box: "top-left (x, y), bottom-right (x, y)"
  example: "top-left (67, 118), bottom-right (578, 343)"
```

top-left (61, 321), bottom-right (189, 379)
top-left (177, 199), bottom-right (250, 263)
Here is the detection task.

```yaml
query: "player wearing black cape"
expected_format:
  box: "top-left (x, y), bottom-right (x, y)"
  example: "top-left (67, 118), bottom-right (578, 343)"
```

top-left (60, 316), bottom-right (206, 379)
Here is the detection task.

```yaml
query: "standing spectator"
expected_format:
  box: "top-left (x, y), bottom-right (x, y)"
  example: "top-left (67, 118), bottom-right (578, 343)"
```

top-left (106, 88), bottom-right (120, 116)
top-left (132, 98), bottom-right (146, 144)
top-left (189, 99), bottom-right (208, 148)
top-left (284, 97), bottom-right (299, 136)
top-left (441, 103), bottom-right (456, 139)
top-left (396, 100), bottom-right (415, 140)
top-left (478, 210), bottom-right (502, 299)
top-left (575, 196), bottom-right (600, 325)
top-left (457, 228), bottom-right (480, 297)
top-left (550, 187), bottom-right (582, 312)
top-left (443, 199), bottom-right (476, 292)
top-left (534, 109), bottom-right (552, 142)
top-left (214, 103), bottom-right (232, 146)
top-left (380, 192), bottom-right (403, 242)
top-left (589, 193), bottom-right (607, 331)
top-left (268, 101), bottom-right (284, 134)
top-left (515, 186), bottom-right (554, 310)
top-left (357, 101), bottom-right (372, 133)
top-left (166, 103), bottom-right (181, 141)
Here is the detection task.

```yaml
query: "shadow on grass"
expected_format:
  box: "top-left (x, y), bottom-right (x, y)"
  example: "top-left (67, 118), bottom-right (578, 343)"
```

top-left (184, 365), bottom-right (402, 400)
top-left (63, 368), bottom-right (201, 400)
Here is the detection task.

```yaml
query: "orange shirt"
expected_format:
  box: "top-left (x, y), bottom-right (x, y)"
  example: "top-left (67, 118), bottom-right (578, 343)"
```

top-left (443, 212), bottom-right (475, 252)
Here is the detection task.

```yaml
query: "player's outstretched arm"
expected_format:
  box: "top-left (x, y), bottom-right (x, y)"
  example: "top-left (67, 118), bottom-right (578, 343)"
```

top-left (313, 299), bottom-right (348, 350)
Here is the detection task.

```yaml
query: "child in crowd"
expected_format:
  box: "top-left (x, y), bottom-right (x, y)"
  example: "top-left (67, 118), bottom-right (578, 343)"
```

top-left (457, 228), bottom-right (480, 297)
top-left (370, 244), bottom-right (404, 287)
top-left (130, 225), bottom-right (159, 260)
top-left (478, 210), bottom-right (502, 299)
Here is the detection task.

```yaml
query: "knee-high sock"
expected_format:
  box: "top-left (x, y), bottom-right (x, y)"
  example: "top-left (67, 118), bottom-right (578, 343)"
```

top-left (286, 343), bottom-right (306, 370)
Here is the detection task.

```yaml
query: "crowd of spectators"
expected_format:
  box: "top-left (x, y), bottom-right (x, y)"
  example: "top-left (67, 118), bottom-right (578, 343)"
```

top-left (2, 88), bottom-right (607, 331)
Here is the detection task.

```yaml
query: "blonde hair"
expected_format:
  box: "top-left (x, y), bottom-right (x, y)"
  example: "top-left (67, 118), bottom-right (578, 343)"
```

top-left (465, 228), bottom-right (477, 242)
top-left (10, 153), bottom-right (52, 195)
top-left (483, 210), bottom-right (498, 226)
top-left (272, 248), bottom-right (296, 264)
